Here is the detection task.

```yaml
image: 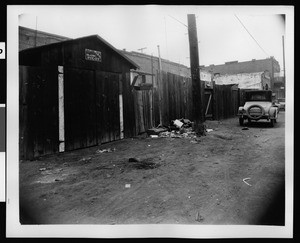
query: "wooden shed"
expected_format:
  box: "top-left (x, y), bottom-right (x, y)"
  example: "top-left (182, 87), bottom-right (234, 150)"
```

top-left (19, 35), bottom-right (139, 159)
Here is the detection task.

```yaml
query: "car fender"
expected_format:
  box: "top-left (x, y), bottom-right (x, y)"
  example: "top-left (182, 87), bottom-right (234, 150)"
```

top-left (269, 106), bottom-right (278, 119)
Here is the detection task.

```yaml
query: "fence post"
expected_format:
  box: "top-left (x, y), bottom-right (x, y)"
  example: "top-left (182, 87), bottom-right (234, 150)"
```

top-left (212, 81), bottom-right (216, 120)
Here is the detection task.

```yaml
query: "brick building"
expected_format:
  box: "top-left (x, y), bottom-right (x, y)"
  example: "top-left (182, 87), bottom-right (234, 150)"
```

top-left (201, 58), bottom-right (280, 76)
top-left (121, 50), bottom-right (190, 77)
top-left (201, 58), bottom-right (282, 92)
top-left (19, 26), bottom-right (71, 51)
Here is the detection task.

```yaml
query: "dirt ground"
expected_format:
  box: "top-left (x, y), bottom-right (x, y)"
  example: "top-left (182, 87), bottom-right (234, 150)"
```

top-left (19, 113), bottom-right (285, 225)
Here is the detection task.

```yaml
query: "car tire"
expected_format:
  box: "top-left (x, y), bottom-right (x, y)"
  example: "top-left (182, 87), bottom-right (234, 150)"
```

top-left (246, 104), bottom-right (264, 120)
top-left (239, 118), bottom-right (244, 126)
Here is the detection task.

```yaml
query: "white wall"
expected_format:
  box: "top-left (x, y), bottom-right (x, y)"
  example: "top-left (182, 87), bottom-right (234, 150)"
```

top-left (213, 72), bottom-right (270, 89)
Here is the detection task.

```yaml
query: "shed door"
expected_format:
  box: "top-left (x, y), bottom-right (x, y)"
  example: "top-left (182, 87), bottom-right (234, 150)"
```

top-left (95, 71), bottom-right (121, 144)
top-left (19, 66), bottom-right (59, 159)
top-left (64, 67), bottom-right (97, 151)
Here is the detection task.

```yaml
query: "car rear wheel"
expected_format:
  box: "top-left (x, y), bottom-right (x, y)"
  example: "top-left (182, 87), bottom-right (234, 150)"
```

top-left (239, 118), bottom-right (244, 126)
top-left (270, 119), bottom-right (275, 127)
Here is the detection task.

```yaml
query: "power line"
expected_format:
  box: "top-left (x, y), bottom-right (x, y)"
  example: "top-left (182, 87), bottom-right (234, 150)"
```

top-left (167, 15), bottom-right (188, 28)
top-left (234, 14), bottom-right (270, 57)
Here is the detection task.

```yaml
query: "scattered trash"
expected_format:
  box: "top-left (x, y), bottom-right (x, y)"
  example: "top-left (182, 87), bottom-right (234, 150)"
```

top-left (128, 158), bottom-right (139, 163)
top-left (206, 129), bottom-right (213, 133)
top-left (160, 128), bottom-right (197, 139)
top-left (106, 174), bottom-right (111, 178)
top-left (173, 119), bottom-right (184, 128)
top-left (125, 184), bottom-right (131, 188)
top-left (181, 119), bottom-right (192, 126)
top-left (80, 157), bottom-right (92, 162)
top-left (96, 148), bottom-right (116, 153)
top-left (148, 145), bottom-right (151, 147)
top-left (190, 140), bottom-right (198, 144)
top-left (195, 212), bottom-right (204, 222)
top-left (188, 195), bottom-right (191, 199)
top-left (150, 135), bottom-right (159, 138)
top-left (54, 179), bottom-right (60, 182)
top-left (147, 127), bottom-right (168, 136)
top-left (254, 135), bottom-right (259, 137)
top-left (243, 178), bottom-right (252, 186)
top-left (39, 168), bottom-right (47, 171)
top-left (242, 127), bottom-right (249, 130)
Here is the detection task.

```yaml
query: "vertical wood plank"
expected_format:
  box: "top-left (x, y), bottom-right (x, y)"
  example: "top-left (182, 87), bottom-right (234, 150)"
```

top-left (58, 66), bottom-right (65, 152)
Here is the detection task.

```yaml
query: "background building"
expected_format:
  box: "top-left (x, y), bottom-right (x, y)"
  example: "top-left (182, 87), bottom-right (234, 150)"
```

top-left (213, 71), bottom-right (271, 90)
top-left (201, 58), bottom-right (280, 76)
top-left (201, 57), bottom-right (283, 94)
top-left (19, 26), bottom-right (71, 51)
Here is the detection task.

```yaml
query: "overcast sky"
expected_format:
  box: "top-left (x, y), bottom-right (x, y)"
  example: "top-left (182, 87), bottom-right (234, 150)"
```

top-left (18, 5), bottom-right (288, 71)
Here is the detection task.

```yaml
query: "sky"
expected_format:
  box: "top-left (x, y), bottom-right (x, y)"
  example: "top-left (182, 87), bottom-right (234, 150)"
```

top-left (18, 5), bottom-right (288, 72)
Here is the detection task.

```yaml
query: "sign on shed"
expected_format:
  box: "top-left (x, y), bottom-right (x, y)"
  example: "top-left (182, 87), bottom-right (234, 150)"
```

top-left (85, 48), bottom-right (102, 62)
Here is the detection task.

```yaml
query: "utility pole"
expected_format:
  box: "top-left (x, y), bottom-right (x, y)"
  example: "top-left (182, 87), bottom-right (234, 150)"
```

top-left (187, 14), bottom-right (205, 133)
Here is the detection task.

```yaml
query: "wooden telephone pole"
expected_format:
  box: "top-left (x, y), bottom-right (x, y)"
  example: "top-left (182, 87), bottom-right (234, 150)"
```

top-left (187, 14), bottom-right (205, 132)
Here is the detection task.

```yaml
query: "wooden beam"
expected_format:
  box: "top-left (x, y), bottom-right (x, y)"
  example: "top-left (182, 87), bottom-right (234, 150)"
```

top-left (58, 66), bottom-right (65, 152)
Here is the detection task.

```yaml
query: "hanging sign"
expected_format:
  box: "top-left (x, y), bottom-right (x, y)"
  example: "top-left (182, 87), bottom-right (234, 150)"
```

top-left (85, 49), bottom-right (102, 62)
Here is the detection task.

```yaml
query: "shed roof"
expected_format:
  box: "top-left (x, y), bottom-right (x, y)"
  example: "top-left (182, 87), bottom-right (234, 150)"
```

top-left (19, 34), bottom-right (139, 69)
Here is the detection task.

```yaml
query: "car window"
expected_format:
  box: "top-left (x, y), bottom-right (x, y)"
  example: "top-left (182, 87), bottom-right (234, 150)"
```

top-left (247, 93), bottom-right (268, 101)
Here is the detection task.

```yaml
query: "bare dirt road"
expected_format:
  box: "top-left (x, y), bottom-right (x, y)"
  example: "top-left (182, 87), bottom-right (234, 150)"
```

top-left (19, 112), bottom-right (285, 225)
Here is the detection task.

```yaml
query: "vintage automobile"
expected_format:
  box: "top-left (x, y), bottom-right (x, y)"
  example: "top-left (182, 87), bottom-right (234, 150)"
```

top-left (238, 90), bottom-right (278, 127)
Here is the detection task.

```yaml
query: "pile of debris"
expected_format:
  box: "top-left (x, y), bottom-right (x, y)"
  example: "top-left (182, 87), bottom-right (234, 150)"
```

top-left (147, 118), bottom-right (202, 140)
top-left (159, 128), bottom-right (197, 139)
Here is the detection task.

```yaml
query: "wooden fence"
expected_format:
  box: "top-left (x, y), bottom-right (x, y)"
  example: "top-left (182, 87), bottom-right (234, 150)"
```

top-left (156, 71), bottom-right (193, 126)
top-left (148, 71), bottom-right (239, 128)
top-left (213, 84), bottom-right (239, 120)
top-left (20, 66), bottom-right (241, 159)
